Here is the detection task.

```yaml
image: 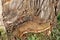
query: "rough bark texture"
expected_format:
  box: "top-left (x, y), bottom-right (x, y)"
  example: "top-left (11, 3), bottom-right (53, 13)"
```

top-left (0, 0), bottom-right (8, 40)
top-left (57, 0), bottom-right (60, 14)
top-left (2, 0), bottom-right (58, 40)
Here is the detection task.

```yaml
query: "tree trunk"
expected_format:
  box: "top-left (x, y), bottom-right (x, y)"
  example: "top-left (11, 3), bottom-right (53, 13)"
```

top-left (2, 0), bottom-right (58, 40)
top-left (0, 0), bottom-right (8, 40)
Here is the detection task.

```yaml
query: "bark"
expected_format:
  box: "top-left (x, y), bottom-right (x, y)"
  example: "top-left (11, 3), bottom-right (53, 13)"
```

top-left (0, 0), bottom-right (8, 40)
top-left (2, 0), bottom-right (58, 40)
top-left (57, 0), bottom-right (60, 14)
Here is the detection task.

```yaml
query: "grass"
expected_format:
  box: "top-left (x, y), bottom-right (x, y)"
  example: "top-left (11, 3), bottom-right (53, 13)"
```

top-left (0, 26), bottom-right (8, 40)
top-left (26, 33), bottom-right (50, 40)
top-left (49, 23), bottom-right (60, 40)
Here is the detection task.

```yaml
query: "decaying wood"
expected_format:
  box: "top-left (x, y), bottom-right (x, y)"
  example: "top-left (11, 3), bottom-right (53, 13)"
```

top-left (2, 0), bottom-right (58, 40)
top-left (13, 21), bottom-right (51, 37)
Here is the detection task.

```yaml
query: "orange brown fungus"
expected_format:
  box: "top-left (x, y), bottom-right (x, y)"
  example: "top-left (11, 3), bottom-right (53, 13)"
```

top-left (13, 21), bottom-right (51, 38)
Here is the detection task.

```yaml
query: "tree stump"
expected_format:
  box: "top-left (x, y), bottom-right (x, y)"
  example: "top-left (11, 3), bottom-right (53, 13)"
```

top-left (2, 0), bottom-right (58, 40)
